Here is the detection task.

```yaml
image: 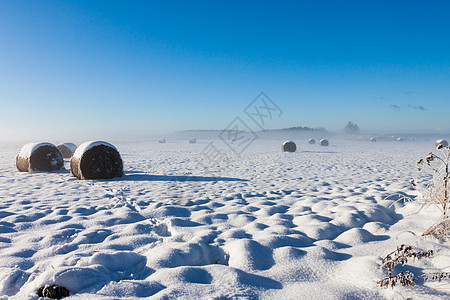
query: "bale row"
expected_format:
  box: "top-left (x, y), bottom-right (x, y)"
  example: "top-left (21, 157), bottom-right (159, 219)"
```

top-left (16, 141), bottom-right (123, 180)
top-left (281, 139), bottom-right (329, 152)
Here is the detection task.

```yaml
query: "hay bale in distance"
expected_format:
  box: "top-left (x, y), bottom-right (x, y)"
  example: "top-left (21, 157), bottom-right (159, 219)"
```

top-left (16, 142), bottom-right (64, 172)
top-left (158, 138), bottom-right (166, 144)
top-left (189, 138), bottom-right (197, 144)
top-left (308, 138), bottom-right (315, 144)
top-left (435, 139), bottom-right (448, 149)
top-left (319, 139), bottom-right (329, 146)
top-left (70, 141), bottom-right (123, 180)
top-left (397, 137), bottom-right (404, 142)
top-left (282, 140), bottom-right (296, 152)
top-left (370, 137), bottom-right (376, 142)
top-left (57, 143), bottom-right (77, 158)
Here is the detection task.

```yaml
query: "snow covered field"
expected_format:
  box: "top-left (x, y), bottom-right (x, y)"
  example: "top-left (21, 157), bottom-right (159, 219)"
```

top-left (0, 139), bottom-right (449, 299)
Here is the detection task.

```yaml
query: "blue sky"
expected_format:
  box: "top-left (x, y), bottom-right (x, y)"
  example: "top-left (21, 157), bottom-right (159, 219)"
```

top-left (1, 1), bottom-right (449, 140)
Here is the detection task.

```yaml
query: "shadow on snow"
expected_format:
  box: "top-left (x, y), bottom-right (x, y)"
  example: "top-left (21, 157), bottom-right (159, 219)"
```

top-left (115, 172), bottom-right (249, 182)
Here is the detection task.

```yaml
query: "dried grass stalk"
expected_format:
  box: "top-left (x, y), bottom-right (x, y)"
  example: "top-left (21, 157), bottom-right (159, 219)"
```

top-left (413, 145), bottom-right (450, 238)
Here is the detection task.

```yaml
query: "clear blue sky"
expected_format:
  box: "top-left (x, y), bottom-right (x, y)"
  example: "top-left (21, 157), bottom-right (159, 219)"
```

top-left (1, 0), bottom-right (449, 140)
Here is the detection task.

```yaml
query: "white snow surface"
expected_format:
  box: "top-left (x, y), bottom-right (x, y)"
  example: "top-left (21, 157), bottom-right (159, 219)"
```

top-left (73, 141), bottom-right (119, 159)
top-left (17, 143), bottom-right (56, 159)
top-left (1, 139), bottom-right (449, 299)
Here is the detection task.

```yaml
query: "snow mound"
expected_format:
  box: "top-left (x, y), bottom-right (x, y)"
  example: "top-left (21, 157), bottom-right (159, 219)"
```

top-left (82, 251), bottom-right (147, 274)
top-left (334, 228), bottom-right (383, 245)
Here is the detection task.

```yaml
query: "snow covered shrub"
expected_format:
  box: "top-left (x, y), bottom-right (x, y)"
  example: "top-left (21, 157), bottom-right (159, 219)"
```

top-left (57, 143), bottom-right (77, 158)
top-left (412, 144), bottom-right (450, 238)
top-left (16, 142), bottom-right (64, 172)
top-left (282, 140), bottom-right (296, 152)
top-left (37, 284), bottom-right (69, 299)
top-left (70, 141), bottom-right (123, 180)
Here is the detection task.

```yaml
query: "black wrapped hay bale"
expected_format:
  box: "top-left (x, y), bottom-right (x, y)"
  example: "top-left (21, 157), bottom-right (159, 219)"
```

top-left (70, 141), bottom-right (123, 180)
top-left (158, 138), bottom-right (166, 144)
top-left (282, 140), bottom-right (296, 152)
top-left (319, 139), bottom-right (329, 146)
top-left (189, 138), bottom-right (197, 144)
top-left (308, 138), bottom-right (315, 144)
top-left (57, 143), bottom-right (77, 158)
top-left (16, 142), bottom-right (64, 172)
top-left (435, 139), bottom-right (448, 149)
top-left (370, 137), bottom-right (376, 142)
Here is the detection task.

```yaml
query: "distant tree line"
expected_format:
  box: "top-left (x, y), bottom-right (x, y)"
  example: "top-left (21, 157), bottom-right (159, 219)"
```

top-left (281, 126), bottom-right (326, 131)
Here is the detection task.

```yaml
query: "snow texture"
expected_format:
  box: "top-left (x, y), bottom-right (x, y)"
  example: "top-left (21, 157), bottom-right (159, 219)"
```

top-left (0, 138), bottom-right (449, 299)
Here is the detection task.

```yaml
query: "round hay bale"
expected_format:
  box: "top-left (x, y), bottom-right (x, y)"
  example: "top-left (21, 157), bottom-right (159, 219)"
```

top-left (319, 139), bottom-right (329, 146)
top-left (158, 138), bottom-right (166, 144)
top-left (57, 143), bottom-right (77, 158)
top-left (370, 137), bottom-right (376, 142)
top-left (397, 137), bottom-right (404, 142)
top-left (435, 139), bottom-right (448, 149)
top-left (70, 141), bottom-right (123, 180)
top-left (189, 138), bottom-right (197, 144)
top-left (308, 138), bottom-right (315, 144)
top-left (16, 142), bottom-right (64, 172)
top-left (282, 140), bottom-right (296, 152)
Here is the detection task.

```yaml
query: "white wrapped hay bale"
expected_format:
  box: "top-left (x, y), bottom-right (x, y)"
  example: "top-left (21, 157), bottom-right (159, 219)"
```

top-left (319, 139), bottom-right (329, 146)
top-left (435, 139), bottom-right (448, 149)
top-left (308, 138), bottom-right (315, 144)
top-left (282, 140), bottom-right (296, 152)
top-left (16, 142), bottom-right (64, 172)
top-left (57, 143), bottom-right (77, 158)
top-left (70, 141), bottom-right (123, 180)
top-left (189, 138), bottom-right (197, 144)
